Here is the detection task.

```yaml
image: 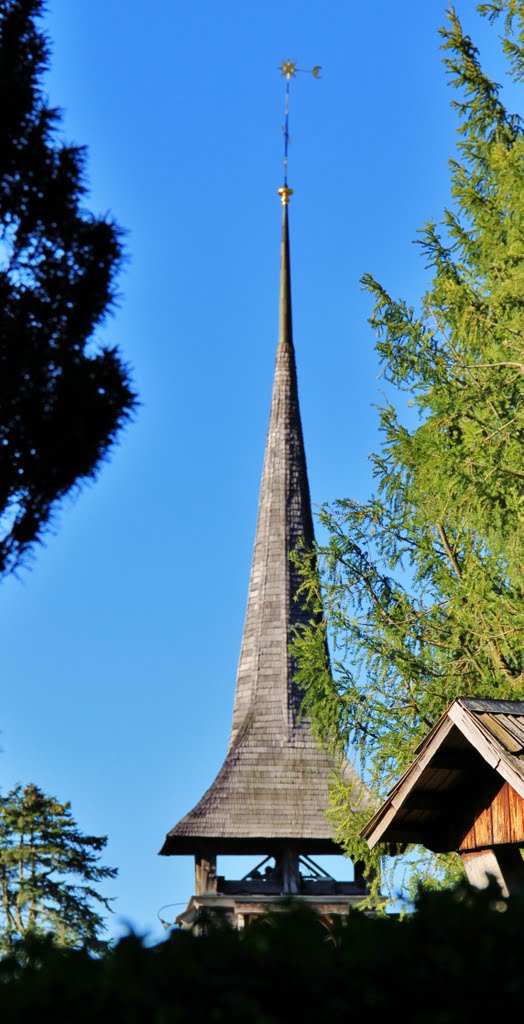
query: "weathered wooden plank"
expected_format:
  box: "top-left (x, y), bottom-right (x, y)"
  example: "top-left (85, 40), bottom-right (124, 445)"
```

top-left (458, 815), bottom-right (481, 852)
top-left (195, 855), bottom-right (217, 895)
top-left (490, 781), bottom-right (510, 845)
top-left (481, 714), bottom-right (524, 754)
top-left (499, 715), bottom-right (524, 746)
top-left (508, 784), bottom-right (524, 843)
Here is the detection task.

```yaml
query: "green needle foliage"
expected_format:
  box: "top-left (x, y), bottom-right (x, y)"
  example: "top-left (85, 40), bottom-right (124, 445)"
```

top-left (0, 0), bottom-right (136, 579)
top-left (0, 783), bottom-right (116, 954)
top-left (292, 2), bottom-right (524, 897)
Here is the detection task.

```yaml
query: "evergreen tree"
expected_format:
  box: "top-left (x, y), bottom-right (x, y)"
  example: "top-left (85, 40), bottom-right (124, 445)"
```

top-left (0, 783), bottom-right (116, 953)
top-left (0, 0), bottom-right (136, 579)
top-left (292, 2), bottom-right (524, 896)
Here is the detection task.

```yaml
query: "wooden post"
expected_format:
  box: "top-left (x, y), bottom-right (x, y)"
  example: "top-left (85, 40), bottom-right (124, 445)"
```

top-left (279, 849), bottom-right (300, 894)
top-left (353, 860), bottom-right (371, 890)
top-left (195, 854), bottom-right (217, 895)
top-left (460, 845), bottom-right (524, 897)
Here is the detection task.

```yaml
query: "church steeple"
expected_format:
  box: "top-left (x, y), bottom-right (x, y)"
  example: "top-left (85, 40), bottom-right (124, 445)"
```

top-left (161, 190), bottom-right (354, 857)
top-left (160, 75), bottom-right (372, 927)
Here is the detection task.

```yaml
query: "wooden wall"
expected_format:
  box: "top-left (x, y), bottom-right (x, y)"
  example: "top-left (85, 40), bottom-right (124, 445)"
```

top-left (458, 781), bottom-right (524, 851)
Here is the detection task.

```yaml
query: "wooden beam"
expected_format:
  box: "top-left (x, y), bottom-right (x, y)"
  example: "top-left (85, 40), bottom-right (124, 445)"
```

top-left (195, 855), bottom-right (217, 895)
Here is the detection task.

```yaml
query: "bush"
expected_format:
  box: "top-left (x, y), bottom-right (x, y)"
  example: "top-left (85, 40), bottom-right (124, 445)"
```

top-left (0, 883), bottom-right (522, 1021)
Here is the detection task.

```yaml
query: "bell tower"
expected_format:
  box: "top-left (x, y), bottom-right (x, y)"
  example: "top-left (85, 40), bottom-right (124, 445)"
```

top-left (160, 65), bottom-right (373, 928)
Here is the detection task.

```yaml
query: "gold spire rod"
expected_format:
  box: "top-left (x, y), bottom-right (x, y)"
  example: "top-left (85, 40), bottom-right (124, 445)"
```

top-left (277, 60), bottom-right (321, 205)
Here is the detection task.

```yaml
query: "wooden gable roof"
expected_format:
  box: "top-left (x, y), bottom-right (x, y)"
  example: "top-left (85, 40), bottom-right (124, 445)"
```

top-left (361, 698), bottom-right (524, 854)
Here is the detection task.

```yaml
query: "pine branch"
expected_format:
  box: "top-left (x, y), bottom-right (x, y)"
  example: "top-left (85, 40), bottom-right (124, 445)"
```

top-left (436, 524), bottom-right (463, 578)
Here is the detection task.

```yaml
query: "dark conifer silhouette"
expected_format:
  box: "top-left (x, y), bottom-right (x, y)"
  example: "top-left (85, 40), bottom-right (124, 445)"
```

top-left (0, 0), bottom-right (136, 578)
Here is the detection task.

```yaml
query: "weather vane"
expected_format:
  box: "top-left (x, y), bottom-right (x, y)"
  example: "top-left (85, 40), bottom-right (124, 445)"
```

top-left (277, 60), bottom-right (321, 205)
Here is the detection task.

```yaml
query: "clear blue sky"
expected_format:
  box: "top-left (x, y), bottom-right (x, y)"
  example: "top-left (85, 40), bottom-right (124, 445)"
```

top-left (0, 1), bottom-right (517, 942)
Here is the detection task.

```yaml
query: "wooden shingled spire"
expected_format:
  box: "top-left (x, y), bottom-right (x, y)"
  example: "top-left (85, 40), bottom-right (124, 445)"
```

top-left (159, 192), bottom-right (371, 927)
top-left (160, 70), bottom-right (372, 924)
top-left (161, 195), bottom-right (366, 861)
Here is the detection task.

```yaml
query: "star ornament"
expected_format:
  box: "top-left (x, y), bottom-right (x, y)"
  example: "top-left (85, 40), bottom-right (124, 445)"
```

top-left (279, 60), bottom-right (297, 79)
